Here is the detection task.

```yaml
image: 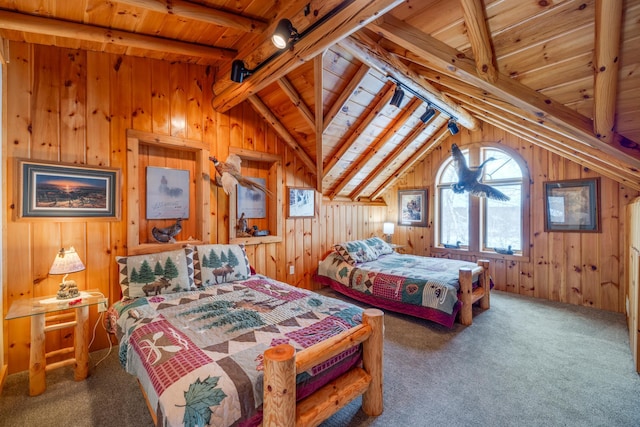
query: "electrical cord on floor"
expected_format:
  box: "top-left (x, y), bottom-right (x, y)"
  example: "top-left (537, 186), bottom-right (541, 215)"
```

top-left (86, 291), bottom-right (114, 367)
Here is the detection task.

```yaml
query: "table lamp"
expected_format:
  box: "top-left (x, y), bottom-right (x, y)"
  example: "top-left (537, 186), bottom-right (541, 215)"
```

top-left (49, 247), bottom-right (85, 299)
top-left (383, 222), bottom-right (395, 244)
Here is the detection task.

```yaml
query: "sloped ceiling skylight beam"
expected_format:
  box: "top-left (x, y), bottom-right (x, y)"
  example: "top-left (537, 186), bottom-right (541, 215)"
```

top-left (323, 81), bottom-right (396, 182)
top-left (344, 97), bottom-right (422, 200)
top-left (338, 33), bottom-right (479, 131)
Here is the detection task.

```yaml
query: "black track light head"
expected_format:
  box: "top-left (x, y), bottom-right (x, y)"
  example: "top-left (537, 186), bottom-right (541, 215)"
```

top-left (390, 86), bottom-right (405, 107)
top-left (230, 59), bottom-right (253, 83)
top-left (420, 106), bottom-right (436, 123)
top-left (448, 119), bottom-right (459, 135)
top-left (272, 19), bottom-right (299, 49)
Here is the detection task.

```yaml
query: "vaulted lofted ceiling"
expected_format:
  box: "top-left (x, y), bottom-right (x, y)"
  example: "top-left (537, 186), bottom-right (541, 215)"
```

top-left (1, 0), bottom-right (639, 198)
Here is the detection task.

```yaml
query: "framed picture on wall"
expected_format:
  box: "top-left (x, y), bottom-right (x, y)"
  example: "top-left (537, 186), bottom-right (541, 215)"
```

top-left (287, 187), bottom-right (315, 218)
top-left (146, 166), bottom-right (190, 219)
top-left (238, 177), bottom-right (267, 218)
top-left (543, 178), bottom-right (600, 232)
top-left (18, 159), bottom-right (120, 219)
top-left (398, 189), bottom-right (427, 227)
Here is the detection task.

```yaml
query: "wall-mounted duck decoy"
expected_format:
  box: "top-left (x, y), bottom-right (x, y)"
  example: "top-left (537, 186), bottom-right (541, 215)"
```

top-left (210, 154), bottom-right (273, 197)
top-left (443, 241), bottom-right (461, 249)
top-left (450, 144), bottom-right (510, 201)
top-left (152, 218), bottom-right (182, 243)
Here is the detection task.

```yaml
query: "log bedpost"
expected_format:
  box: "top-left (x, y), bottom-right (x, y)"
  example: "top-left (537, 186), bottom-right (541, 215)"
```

top-left (459, 267), bottom-right (473, 326)
top-left (263, 344), bottom-right (296, 427)
top-left (361, 308), bottom-right (384, 416)
top-left (477, 259), bottom-right (490, 310)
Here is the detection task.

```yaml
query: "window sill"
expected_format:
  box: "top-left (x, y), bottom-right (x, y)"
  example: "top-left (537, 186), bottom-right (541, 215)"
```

top-left (431, 247), bottom-right (529, 263)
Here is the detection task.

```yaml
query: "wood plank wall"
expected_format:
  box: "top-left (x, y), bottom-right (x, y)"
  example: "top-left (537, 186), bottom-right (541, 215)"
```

top-left (626, 197), bottom-right (640, 372)
top-left (1, 42), bottom-right (387, 374)
top-left (384, 125), bottom-right (638, 313)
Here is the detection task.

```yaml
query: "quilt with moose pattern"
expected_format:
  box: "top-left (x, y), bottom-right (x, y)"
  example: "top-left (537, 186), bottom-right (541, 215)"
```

top-left (108, 274), bottom-right (363, 427)
top-left (316, 251), bottom-right (483, 328)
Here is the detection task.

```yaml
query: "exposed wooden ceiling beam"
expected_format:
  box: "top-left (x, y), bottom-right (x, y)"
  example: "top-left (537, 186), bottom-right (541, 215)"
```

top-left (370, 126), bottom-right (451, 201)
top-left (0, 10), bottom-right (236, 61)
top-left (594, 0), bottom-right (623, 143)
top-left (323, 63), bottom-right (371, 132)
top-left (415, 63), bottom-right (640, 185)
top-left (277, 77), bottom-right (315, 130)
top-left (337, 97), bottom-right (422, 200)
top-left (368, 14), bottom-right (640, 167)
top-left (315, 53), bottom-right (325, 193)
top-left (435, 76), bottom-right (640, 189)
top-left (211, 0), bottom-right (405, 113)
top-left (338, 33), bottom-right (479, 131)
top-left (323, 81), bottom-right (396, 181)
top-left (247, 95), bottom-right (317, 174)
top-left (115, 0), bottom-right (268, 33)
top-left (459, 0), bottom-right (498, 83)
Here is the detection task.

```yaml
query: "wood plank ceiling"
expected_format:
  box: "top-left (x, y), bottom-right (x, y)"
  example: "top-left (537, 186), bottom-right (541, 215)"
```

top-left (1, 0), bottom-right (639, 198)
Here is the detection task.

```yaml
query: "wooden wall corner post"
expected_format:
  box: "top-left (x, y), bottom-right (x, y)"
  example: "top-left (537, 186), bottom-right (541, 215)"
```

top-left (263, 344), bottom-right (296, 427)
top-left (74, 305), bottom-right (90, 381)
top-left (361, 308), bottom-right (384, 416)
top-left (29, 313), bottom-right (46, 396)
top-left (477, 259), bottom-right (490, 310)
top-left (459, 267), bottom-right (473, 326)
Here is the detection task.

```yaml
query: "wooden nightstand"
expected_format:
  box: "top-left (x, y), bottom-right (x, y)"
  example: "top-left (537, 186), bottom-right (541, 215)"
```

top-left (5, 290), bottom-right (107, 396)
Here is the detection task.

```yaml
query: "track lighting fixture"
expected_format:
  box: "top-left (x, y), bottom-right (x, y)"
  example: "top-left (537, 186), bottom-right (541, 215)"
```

top-left (272, 19), bottom-right (299, 49)
top-left (230, 59), bottom-right (253, 83)
top-left (389, 86), bottom-right (405, 107)
top-left (420, 105), bottom-right (436, 123)
top-left (447, 119), bottom-right (459, 135)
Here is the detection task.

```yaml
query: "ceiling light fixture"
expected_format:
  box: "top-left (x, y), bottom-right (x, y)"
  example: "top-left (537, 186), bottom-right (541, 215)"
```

top-left (447, 119), bottom-right (459, 135)
top-left (230, 1), bottom-right (355, 84)
top-left (272, 19), bottom-right (299, 49)
top-left (389, 86), bottom-right (405, 107)
top-left (420, 105), bottom-right (436, 123)
top-left (230, 59), bottom-right (254, 83)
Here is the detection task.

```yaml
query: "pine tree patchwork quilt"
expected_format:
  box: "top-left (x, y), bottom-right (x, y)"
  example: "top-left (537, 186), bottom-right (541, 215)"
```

top-left (109, 275), bottom-right (364, 427)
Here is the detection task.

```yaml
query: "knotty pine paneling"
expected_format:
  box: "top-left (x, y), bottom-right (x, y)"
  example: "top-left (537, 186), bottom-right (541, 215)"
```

top-left (2, 41), bottom-right (388, 374)
top-left (385, 125), bottom-right (638, 314)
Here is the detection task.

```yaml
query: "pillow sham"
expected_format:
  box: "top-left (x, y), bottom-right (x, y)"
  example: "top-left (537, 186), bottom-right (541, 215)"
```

top-left (116, 247), bottom-right (195, 299)
top-left (334, 239), bottom-right (378, 265)
top-left (194, 244), bottom-right (251, 287)
top-left (363, 237), bottom-right (394, 258)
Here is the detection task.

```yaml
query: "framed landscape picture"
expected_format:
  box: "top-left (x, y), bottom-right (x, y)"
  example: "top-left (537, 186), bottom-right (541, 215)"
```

top-left (543, 178), bottom-right (600, 232)
top-left (398, 189), bottom-right (427, 227)
top-left (19, 159), bottom-right (120, 219)
top-left (287, 187), bottom-right (315, 218)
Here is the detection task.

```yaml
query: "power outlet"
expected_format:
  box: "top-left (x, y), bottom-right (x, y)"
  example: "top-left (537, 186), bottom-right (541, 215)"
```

top-left (289, 265), bottom-right (295, 275)
top-left (98, 299), bottom-right (108, 313)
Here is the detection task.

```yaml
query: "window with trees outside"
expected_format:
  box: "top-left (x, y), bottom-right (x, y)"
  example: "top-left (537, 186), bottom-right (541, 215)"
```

top-left (435, 144), bottom-right (528, 256)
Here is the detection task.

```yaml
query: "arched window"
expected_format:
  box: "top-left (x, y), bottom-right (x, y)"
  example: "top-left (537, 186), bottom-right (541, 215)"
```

top-left (435, 144), bottom-right (528, 256)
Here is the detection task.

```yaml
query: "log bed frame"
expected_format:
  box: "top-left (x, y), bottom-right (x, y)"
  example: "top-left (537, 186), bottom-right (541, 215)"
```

top-left (138, 308), bottom-right (385, 427)
top-left (459, 259), bottom-right (491, 325)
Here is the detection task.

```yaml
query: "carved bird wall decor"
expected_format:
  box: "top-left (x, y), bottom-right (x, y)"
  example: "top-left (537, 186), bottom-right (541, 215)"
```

top-left (152, 218), bottom-right (182, 243)
top-left (450, 144), bottom-right (510, 201)
top-left (209, 154), bottom-right (272, 197)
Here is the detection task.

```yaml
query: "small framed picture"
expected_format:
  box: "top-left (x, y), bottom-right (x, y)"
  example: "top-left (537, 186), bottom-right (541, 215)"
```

top-left (18, 159), bottom-right (120, 219)
top-left (398, 188), bottom-right (427, 227)
top-left (287, 187), bottom-right (315, 218)
top-left (146, 166), bottom-right (190, 219)
top-left (543, 178), bottom-right (600, 232)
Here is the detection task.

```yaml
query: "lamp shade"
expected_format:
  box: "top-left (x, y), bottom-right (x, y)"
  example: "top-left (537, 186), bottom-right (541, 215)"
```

top-left (49, 247), bottom-right (85, 276)
top-left (383, 222), bottom-right (395, 235)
